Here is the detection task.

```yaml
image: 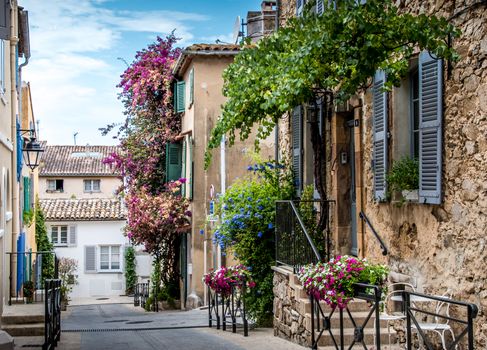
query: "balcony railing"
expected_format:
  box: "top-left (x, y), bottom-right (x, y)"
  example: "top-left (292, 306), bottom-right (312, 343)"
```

top-left (275, 200), bottom-right (332, 273)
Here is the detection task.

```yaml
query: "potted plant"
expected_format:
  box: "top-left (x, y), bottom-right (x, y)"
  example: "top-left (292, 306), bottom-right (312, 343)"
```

top-left (386, 156), bottom-right (419, 202)
top-left (297, 255), bottom-right (389, 309)
top-left (23, 281), bottom-right (35, 303)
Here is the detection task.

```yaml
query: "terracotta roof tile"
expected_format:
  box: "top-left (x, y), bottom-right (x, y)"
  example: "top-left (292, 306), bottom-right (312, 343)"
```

top-left (39, 145), bottom-right (120, 176)
top-left (40, 198), bottom-right (126, 221)
top-left (184, 44), bottom-right (241, 52)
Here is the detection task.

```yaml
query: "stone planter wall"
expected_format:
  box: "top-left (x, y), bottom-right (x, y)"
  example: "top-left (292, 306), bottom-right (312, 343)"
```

top-left (272, 266), bottom-right (311, 348)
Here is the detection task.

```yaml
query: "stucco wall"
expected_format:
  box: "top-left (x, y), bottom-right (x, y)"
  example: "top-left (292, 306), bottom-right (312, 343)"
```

top-left (51, 220), bottom-right (128, 298)
top-left (39, 176), bottom-right (120, 199)
top-left (359, 1), bottom-right (487, 346)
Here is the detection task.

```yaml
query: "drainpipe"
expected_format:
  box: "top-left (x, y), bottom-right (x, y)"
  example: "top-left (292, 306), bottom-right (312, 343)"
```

top-left (274, 0), bottom-right (280, 162)
top-left (218, 135), bottom-right (225, 268)
top-left (10, 1), bottom-right (19, 256)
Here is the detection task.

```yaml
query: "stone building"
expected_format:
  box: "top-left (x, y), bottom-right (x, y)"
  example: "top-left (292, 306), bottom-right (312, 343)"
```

top-left (272, 0), bottom-right (486, 348)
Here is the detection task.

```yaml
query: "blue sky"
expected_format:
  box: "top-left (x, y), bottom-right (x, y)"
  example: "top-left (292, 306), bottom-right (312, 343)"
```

top-left (21, 0), bottom-right (262, 145)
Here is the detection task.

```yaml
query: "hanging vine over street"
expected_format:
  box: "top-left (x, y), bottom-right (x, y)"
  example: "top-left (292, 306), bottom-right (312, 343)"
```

top-left (103, 34), bottom-right (190, 290)
top-left (205, 0), bottom-right (459, 169)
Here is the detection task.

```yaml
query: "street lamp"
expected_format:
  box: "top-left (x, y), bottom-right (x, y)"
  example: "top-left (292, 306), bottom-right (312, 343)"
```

top-left (19, 129), bottom-right (44, 171)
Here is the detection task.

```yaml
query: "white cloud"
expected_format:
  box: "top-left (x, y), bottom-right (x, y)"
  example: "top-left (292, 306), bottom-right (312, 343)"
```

top-left (20, 0), bottom-right (209, 145)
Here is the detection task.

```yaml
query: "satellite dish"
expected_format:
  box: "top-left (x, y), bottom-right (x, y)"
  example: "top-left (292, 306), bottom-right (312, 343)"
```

top-left (232, 16), bottom-right (242, 44)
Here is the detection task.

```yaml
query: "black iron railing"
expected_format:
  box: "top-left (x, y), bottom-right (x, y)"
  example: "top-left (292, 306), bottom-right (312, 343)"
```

top-left (276, 200), bottom-right (331, 273)
top-left (358, 211), bottom-right (388, 256)
top-left (403, 291), bottom-right (478, 350)
top-left (43, 279), bottom-right (61, 350)
top-left (134, 281), bottom-right (150, 308)
top-left (7, 251), bottom-right (58, 305)
top-left (208, 279), bottom-right (249, 336)
top-left (310, 283), bottom-right (382, 350)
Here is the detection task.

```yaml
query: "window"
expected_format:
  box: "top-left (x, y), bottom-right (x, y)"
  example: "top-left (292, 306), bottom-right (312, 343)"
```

top-left (51, 226), bottom-right (67, 246)
top-left (51, 225), bottom-right (76, 247)
top-left (84, 179), bottom-right (101, 192)
top-left (372, 50), bottom-right (443, 204)
top-left (165, 142), bottom-right (182, 183)
top-left (99, 245), bottom-right (121, 271)
top-left (174, 81), bottom-right (186, 113)
top-left (189, 68), bottom-right (194, 105)
top-left (47, 179), bottom-right (64, 192)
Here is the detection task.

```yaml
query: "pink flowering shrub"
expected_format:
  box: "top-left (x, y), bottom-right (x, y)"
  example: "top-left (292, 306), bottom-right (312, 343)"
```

top-left (297, 256), bottom-right (388, 309)
top-left (204, 265), bottom-right (255, 296)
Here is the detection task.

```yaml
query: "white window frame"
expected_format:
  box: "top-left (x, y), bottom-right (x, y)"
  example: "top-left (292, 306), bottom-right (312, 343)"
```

top-left (83, 179), bottom-right (101, 193)
top-left (99, 245), bottom-right (121, 272)
top-left (50, 225), bottom-right (68, 246)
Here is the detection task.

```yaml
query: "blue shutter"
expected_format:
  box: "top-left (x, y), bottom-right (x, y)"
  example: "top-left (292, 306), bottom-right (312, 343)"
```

top-left (292, 106), bottom-right (303, 197)
top-left (372, 70), bottom-right (388, 201)
top-left (176, 81), bottom-right (185, 113)
top-left (418, 51), bottom-right (443, 205)
top-left (165, 143), bottom-right (182, 183)
top-left (316, 0), bottom-right (324, 14)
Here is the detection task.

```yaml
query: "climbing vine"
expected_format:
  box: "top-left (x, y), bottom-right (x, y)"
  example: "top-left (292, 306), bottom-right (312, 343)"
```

top-left (103, 34), bottom-right (190, 290)
top-left (205, 0), bottom-right (459, 168)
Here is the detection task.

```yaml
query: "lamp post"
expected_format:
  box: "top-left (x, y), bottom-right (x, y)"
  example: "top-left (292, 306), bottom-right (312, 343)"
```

top-left (19, 129), bottom-right (44, 171)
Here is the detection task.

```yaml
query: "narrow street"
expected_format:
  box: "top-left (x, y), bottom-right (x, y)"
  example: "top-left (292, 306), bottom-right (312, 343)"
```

top-left (15, 299), bottom-right (306, 350)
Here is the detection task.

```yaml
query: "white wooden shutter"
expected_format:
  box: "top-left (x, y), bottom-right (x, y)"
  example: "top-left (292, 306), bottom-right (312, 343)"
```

top-left (292, 106), bottom-right (303, 197)
top-left (85, 246), bottom-right (97, 273)
top-left (69, 226), bottom-right (77, 246)
top-left (372, 70), bottom-right (388, 201)
top-left (297, 0), bottom-right (305, 16)
top-left (418, 51), bottom-right (443, 205)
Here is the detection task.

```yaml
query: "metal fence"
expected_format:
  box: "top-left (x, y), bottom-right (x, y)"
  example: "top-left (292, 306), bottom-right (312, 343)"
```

top-left (43, 279), bottom-right (61, 350)
top-left (7, 251), bottom-right (58, 305)
top-left (208, 279), bottom-right (249, 336)
top-left (133, 281), bottom-right (150, 309)
top-left (276, 200), bottom-right (331, 273)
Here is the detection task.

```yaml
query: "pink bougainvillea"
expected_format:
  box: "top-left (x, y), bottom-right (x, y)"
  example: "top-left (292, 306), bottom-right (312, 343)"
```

top-left (204, 265), bottom-right (255, 296)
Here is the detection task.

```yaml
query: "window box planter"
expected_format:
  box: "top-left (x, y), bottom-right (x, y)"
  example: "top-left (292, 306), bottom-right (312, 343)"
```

top-left (402, 189), bottom-right (419, 201)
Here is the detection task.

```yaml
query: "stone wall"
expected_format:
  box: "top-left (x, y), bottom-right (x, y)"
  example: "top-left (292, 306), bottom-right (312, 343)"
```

top-left (360, 1), bottom-right (487, 347)
top-left (272, 267), bottom-right (311, 348)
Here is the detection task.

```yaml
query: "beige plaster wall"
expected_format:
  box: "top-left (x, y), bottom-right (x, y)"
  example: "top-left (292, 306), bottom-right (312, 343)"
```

top-left (358, 1), bottom-right (487, 346)
top-left (180, 54), bottom-right (274, 305)
top-left (38, 176), bottom-right (120, 199)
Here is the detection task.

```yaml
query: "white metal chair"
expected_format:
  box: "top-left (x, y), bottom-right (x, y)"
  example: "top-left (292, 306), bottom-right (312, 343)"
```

top-left (411, 291), bottom-right (456, 350)
top-left (379, 282), bottom-right (416, 348)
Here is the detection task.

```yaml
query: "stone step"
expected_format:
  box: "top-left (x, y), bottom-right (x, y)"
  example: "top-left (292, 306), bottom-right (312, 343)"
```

top-left (297, 295), bottom-right (374, 314)
top-left (304, 311), bottom-right (390, 329)
top-left (316, 327), bottom-right (396, 347)
top-left (1, 314), bottom-right (44, 325)
top-left (1, 323), bottom-right (44, 337)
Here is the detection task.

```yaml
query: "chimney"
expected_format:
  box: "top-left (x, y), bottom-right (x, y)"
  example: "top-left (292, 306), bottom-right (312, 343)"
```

top-left (247, 1), bottom-right (277, 43)
top-left (261, 1), bottom-right (276, 11)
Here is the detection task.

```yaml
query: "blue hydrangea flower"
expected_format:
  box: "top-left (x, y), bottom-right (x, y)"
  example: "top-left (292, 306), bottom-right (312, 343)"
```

top-left (257, 205), bottom-right (264, 211)
top-left (247, 165), bottom-right (253, 171)
top-left (257, 231), bottom-right (263, 238)
top-left (268, 222), bottom-right (274, 229)
top-left (199, 229), bottom-right (204, 235)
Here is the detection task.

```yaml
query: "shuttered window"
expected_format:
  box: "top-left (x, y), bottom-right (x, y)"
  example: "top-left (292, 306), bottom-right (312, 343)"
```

top-left (69, 226), bottom-right (77, 246)
top-left (175, 81), bottom-right (186, 113)
top-left (0, 1), bottom-right (10, 41)
top-left (85, 246), bottom-right (96, 273)
top-left (165, 143), bottom-right (182, 183)
top-left (292, 106), bottom-right (303, 197)
top-left (418, 51), bottom-right (443, 205)
top-left (23, 176), bottom-right (30, 213)
top-left (189, 136), bottom-right (194, 200)
top-left (181, 138), bottom-right (187, 197)
top-left (372, 70), bottom-right (388, 201)
top-left (296, 0), bottom-right (305, 16)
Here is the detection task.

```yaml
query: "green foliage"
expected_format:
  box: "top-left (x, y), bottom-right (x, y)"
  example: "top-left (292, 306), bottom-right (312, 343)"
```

top-left (23, 209), bottom-right (34, 227)
top-left (34, 201), bottom-right (54, 282)
top-left (204, 0), bottom-right (459, 168)
top-left (298, 184), bottom-right (326, 256)
top-left (386, 157), bottom-right (419, 193)
top-left (214, 161), bottom-right (293, 325)
top-left (124, 246), bottom-right (137, 295)
top-left (58, 257), bottom-right (78, 303)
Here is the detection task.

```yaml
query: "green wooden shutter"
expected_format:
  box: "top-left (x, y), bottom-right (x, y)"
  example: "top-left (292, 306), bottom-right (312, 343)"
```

top-left (292, 106), bottom-right (303, 197)
top-left (165, 143), bottom-right (182, 183)
top-left (23, 176), bottom-right (30, 212)
top-left (173, 82), bottom-right (178, 109)
top-left (189, 69), bottom-right (194, 105)
top-left (181, 138), bottom-right (187, 197)
top-left (372, 70), bottom-right (388, 201)
top-left (176, 81), bottom-right (185, 113)
top-left (418, 51), bottom-right (443, 205)
top-left (189, 136), bottom-right (194, 200)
